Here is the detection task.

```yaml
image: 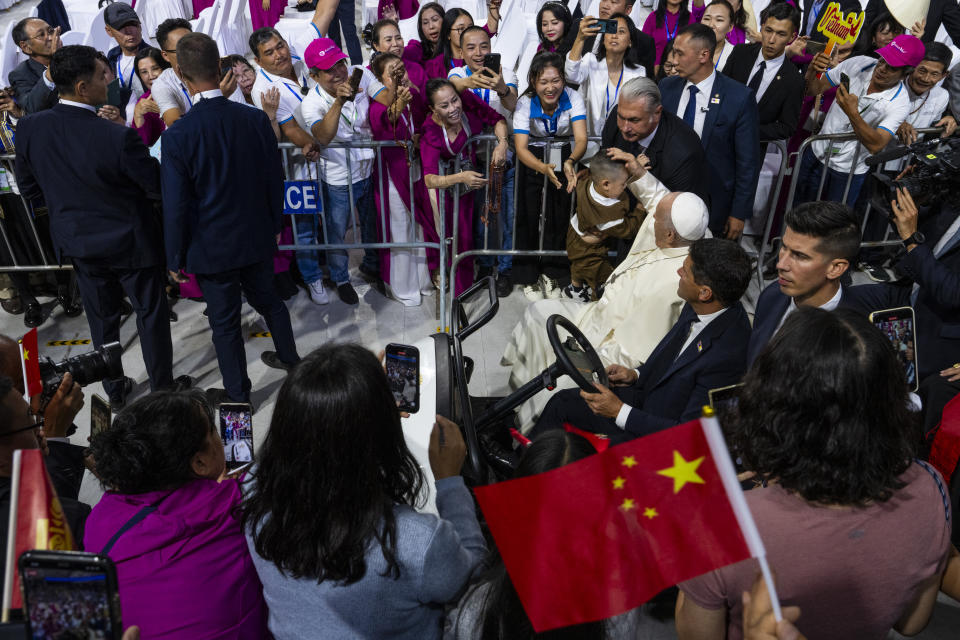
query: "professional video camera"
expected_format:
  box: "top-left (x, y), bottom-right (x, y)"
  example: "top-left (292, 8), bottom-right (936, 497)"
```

top-left (38, 342), bottom-right (124, 408)
top-left (867, 137), bottom-right (960, 215)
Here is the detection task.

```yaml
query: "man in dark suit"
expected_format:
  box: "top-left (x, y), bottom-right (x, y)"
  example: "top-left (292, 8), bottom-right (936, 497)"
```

top-left (659, 24), bottom-right (760, 240)
top-left (162, 33), bottom-right (299, 405)
top-left (600, 76), bottom-right (707, 199)
top-left (15, 45), bottom-right (187, 408)
top-left (862, 0), bottom-right (960, 44)
top-left (8, 18), bottom-right (61, 114)
top-left (531, 238), bottom-right (752, 443)
top-left (722, 2), bottom-right (804, 233)
top-left (747, 201), bottom-right (862, 365)
top-left (562, 0), bottom-right (656, 78)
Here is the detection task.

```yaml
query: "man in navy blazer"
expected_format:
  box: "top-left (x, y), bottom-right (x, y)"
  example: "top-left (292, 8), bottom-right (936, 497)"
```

top-left (747, 201), bottom-right (862, 365)
top-left (659, 24), bottom-right (760, 240)
top-left (15, 45), bottom-right (184, 408)
top-left (531, 238), bottom-right (753, 443)
top-left (162, 33), bottom-right (299, 405)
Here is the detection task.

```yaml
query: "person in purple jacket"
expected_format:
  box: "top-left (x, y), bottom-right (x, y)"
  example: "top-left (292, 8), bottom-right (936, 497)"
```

top-left (85, 390), bottom-right (268, 640)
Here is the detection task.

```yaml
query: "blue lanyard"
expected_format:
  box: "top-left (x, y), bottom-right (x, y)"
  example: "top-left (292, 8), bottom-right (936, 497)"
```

top-left (260, 69), bottom-right (306, 102)
top-left (665, 12), bottom-right (680, 41)
top-left (465, 69), bottom-right (490, 105)
top-left (117, 58), bottom-right (135, 90)
top-left (179, 82), bottom-right (190, 105)
top-left (605, 67), bottom-right (623, 116)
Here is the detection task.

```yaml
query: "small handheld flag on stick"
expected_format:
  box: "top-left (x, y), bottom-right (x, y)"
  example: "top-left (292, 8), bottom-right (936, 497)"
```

top-left (18, 328), bottom-right (42, 399)
top-left (474, 409), bottom-right (781, 632)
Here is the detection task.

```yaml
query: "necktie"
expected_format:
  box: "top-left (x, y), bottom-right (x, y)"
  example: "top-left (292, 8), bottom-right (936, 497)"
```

top-left (682, 85), bottom-right (699, 128)
top-left (747, 61), bottom-right (766, 95)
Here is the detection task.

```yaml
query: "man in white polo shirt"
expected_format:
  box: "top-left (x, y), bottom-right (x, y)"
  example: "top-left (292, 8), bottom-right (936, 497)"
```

top-left (895, 42), bottom-right (957, 145)
top-left (797, 34), bottom-right (922, 207)
top-left (152, 18), bottom-right (241, 127)
top-left (300, 38), bottom-right (379, 306)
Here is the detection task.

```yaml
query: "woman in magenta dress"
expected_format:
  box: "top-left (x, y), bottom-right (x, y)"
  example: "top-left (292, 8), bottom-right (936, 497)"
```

top-left (369, 53), bottom-right (434, 306)
top-left (378, 0), bottom-right (420, 20)
top-left (368, 19), bottom-right (428, 95)
top-left (423, 7), bottom-right (500, 79)
top-left (642, 0), bottom-right (693, 65)
top-left (421, 78), bottom-right (508, 294)
top-left (131, 48), bottom-right (168, 147)
top-left (403, 2), bottom-right (444, 66)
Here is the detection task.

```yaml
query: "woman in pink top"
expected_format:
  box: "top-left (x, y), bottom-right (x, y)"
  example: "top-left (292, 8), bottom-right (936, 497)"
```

top-left (369, 53), bottom-right (433, 305)
top-left (130, 48), bottom-right (168, 148)
top-left (536, 2), bottom-right (572, 53)
top-left (84, 390), bottom-right (268, 640)
top-left (368, 19), bottom-right (429, 95)
top-left (642, 0), bottom-right (693, 65)
top-left (421, 78), bottom-right (508, 294)
top-left (424, 7), bottom-right (500, 79)
top-left (403, 2), bottom-right (445, 66)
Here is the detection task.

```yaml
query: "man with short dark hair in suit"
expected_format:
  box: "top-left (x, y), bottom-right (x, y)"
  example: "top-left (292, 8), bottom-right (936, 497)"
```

top-left (8, 17), bottom-right (61, 114)
top-left (600, 76), bottom-right (707, 198)
top-left (748, 201), bottom-right (863, 366)
top-left (531, 237), bottom-right (753, 443)
top-left (15, 45), bottom-right (187, 408)
top-left (722, 2), bottom-right (803, 235)
top-left (659, 23), bottom-right (760, 241)
top-left (162, 33), bottom-right (300, 405)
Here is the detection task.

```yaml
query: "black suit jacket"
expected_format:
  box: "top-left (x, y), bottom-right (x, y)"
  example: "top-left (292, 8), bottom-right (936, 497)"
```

top-left (617, 302), bottom-right (752, 437)
top-left (15, 103), bottom-right (163, 267)
top-left (601, 106), bottom-right (709, 202)
top-left (721, 43), bottom-right (804, 142)
top-left (8, 58), bottom-right (58, 114)
top-left (561, 17), bottom-right (657, 79)
top-left (801, 0), bottom-right (862, 41)
top-left (161, 96), bottom-right (283, 274)
top-left (747, 281), bottom-right (860, 366)
top-left (660, 73), bottom-right (761, 231)
top-left (863, 0), bottom-right (960, 44)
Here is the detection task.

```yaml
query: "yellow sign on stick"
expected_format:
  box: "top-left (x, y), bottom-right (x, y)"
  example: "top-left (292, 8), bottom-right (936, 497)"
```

top-left (816, 2), bottom-right (865, 59)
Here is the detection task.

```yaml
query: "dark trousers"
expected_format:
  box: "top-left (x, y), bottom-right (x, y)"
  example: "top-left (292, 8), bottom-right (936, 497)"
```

top-left (513, 144), bottom-right (572, 285)
top-left (195, 260), bottom-right (299, 402)
top-left (531, 387), bottom-right (635, 445)
top-left (70, 259), bottom-right (173, 398)
top-left (327, 0), bottom-right (362, 64)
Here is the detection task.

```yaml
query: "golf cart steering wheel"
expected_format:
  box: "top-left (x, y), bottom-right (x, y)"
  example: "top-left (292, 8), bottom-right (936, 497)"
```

top-left (545, 314), bottom-right (609, 392)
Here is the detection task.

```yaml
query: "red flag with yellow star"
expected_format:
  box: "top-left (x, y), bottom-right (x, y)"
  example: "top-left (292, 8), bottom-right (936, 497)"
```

top-left (19, 328), bottom-right (41, 397)
top-left (473, 416), bottom-right (767, 632)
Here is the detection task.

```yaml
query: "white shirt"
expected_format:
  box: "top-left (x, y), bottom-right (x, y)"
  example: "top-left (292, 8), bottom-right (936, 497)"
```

top-left (251, 56), bottom-right (315, 132)
top-left (117, 53), bottom-right (142, 126)
top-left (675, 70), bottom-right (717, 138)
top-left (151, 67), bottom-right (192, 117)
top-left (564, 53), bottom-right (646, 139)
top-left (448, 64), bottom-right (518, 118)
top-left (747, 51), bottom-right (785, 102)
top-left (614, 306), bottom-right (727, 428)
top-left (715, 41), bottom-right (734, 74)
top-left (903, 83), bottom-right (950, 129)
top-left (300, 80), bottom-right (375, 185)
top-left (191, 88), bottom-right (224, 104)
top-left (814, 55), bottom-right (911, 175)
top-left (570, 182), bottom-right (624, 236)
top-left (58, 98), bottom-right (97, 113)
top-left (775, 284), bottom-right (843, 333)
top-left (513, 87), bottom-right (587, 137)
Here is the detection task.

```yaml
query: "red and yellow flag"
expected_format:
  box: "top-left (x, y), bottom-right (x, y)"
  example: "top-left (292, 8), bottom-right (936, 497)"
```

top-left (4, 449), bottom-right (76, 611)
top-left (19, 328), bottom-right (41, 397)
top-left (474, 416), bottom-right (765, 632)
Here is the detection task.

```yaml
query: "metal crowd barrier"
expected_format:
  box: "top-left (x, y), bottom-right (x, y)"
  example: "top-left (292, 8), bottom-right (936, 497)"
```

top-left (0, 154), bottom-right (67, 273)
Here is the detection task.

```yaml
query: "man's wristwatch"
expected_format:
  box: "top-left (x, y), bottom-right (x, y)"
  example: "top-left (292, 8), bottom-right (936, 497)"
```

top-left (902, 231), bottom-right (925, 247)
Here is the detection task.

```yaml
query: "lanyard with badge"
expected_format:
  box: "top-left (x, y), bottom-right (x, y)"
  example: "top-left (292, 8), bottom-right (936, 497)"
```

top-left (605, 67), bottom-right (623, 117)
top-left (466, 68), bottom-right (491, 105)
top-left (117, 58), bottom-right (135, 90)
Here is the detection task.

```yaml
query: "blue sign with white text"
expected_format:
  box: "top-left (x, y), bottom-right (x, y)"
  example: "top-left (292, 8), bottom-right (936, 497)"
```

top-left (284, 181), bottom-right (322, 215)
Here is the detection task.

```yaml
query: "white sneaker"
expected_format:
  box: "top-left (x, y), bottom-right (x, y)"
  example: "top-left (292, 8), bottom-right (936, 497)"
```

top-left (539, 274), bottom-right (563, 299)
top-left (522, 283), bottom-right (544, 301)
top-left (308, 279), bottom-right (329, 305)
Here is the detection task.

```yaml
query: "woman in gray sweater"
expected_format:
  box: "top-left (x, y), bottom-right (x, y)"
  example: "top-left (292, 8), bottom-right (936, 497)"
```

top-left (240, 343), bottom-right (485, 639)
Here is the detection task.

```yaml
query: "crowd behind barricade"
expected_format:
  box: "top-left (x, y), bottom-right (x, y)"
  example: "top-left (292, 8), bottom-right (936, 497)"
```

top-left (0, 0), bottom-right (959, 637)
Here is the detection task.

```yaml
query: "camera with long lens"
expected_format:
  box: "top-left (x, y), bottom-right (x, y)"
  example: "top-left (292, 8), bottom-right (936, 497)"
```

top-left (867, 137), bottom-right (960, 215)
top-left (38, 342), bottom-right (124, 408)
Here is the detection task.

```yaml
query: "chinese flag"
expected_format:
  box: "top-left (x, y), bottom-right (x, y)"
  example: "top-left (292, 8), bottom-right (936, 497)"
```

top-left (928, 394), bottom-right (960, 483)
top-left (3, 449), bottom-right (77, 611)
top-left (474, 416), bottom-right (766, 632)
top-left (19, 328), bottom-right (41, 397)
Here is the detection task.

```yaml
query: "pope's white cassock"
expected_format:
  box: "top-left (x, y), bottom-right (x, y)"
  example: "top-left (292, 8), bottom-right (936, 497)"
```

top-left (502, 171), bottom-right (710, 431)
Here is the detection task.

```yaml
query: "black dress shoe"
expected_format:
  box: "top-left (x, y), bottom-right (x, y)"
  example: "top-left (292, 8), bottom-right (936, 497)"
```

top-left (23, 302), bottom-right (43, 328)
top-left (108, 376), bottom-right (135, 410)
top-left (337, 282), bottom-right (359, 305)
top-left (57, 288), bottom-right (83, 317)
top-left (261, 351), bottom-right (294, 371)
top-left (1, 297), bottom-right (23, 315)
top-left (496, 273), bottom-right (512, 298)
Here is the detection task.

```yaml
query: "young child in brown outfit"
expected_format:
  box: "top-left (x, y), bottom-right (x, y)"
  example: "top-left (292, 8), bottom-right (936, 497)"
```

top-left (564, 151), bottom-right (645, 301)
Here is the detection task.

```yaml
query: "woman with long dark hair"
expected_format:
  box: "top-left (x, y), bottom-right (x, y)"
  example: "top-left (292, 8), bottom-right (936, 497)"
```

top-left (677, 308), bottom-right (951, 638)
top-left (642, 0), bottom-right (692, 65)
top-left (403, 2), bottom-right (445, 66)
top-left (130, 47), bottom-right (169, 147)
top-left (512, 51), bottom-right (587, 299)
top-left (84, 390), bottom-right (269, 639)
top-left (425, 7), bottom-right (475, 79)
top-left (241, 344), bottom-right (485, 639)
top-left (537, 2), bottom-right (572, 53)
